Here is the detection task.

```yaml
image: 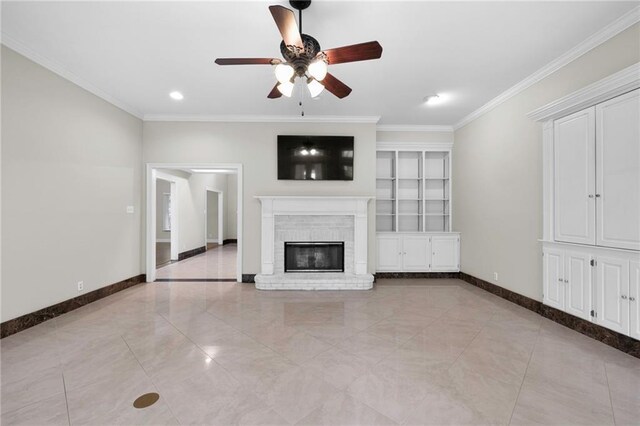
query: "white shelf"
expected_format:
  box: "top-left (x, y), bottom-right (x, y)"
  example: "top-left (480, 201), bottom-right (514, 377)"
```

top-left (376, 147), bottom-right (452, 234)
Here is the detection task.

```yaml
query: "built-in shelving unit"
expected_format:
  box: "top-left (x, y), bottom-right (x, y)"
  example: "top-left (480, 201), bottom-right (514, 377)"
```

top-left (376, 147), bottom-right (451, 233)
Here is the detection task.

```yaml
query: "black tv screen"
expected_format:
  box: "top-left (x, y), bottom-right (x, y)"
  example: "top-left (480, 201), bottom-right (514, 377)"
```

top-left (278, 136), bottom-right (354, 180)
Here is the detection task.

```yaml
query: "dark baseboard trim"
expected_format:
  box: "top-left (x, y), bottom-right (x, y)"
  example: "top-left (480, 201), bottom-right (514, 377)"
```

top-left (1, 274), bottom-right (146, 339)
top-left (155, 278), bottom-right (236, 282)
top-left (178, 246), bottom-right (206, 261)
top-left (459, 272), bottom-right (639, 359)
top-left (376, 272), bottom-right (461, 279)
top-left (242, 274), bottom-right (256, 283)
top-left (223, 239), bottom-right (238, 245)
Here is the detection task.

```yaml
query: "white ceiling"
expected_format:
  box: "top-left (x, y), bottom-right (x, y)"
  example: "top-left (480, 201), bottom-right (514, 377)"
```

top-left (2, 1), bottom-right (637, 125)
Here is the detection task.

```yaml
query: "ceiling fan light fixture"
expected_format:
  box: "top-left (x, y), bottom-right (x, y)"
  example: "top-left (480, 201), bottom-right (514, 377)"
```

top-left (308, 58), bottom-right (328, 81)
top-left (277, 80), bottom-right (295, 97)
top-left (275, 63), bottom-right (295, 84)
top-left (307, 78), bottom-right (325, 98)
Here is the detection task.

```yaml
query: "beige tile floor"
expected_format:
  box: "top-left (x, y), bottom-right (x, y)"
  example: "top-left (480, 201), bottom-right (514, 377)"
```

top-left (156, 243), bottom-right (237, 279)
top-left (1, 279), bottom-right (638, 425)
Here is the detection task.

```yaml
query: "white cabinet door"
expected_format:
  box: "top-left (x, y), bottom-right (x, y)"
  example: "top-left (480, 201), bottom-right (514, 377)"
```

top-left (564, 251), bottom-right (592, 321)
top-left (543, 248), bottom-right (565, 310)
top-left (376, 235), bottom-right (402, 271)
top-left (595, 257), bottom-right (629, 335)
top-left (401, 235), bottom-right (431, 271)
top-left (630, 260), bottom-right (640, 340)
top-left (554, 108), bottom-right (596, 245)
top-left (596, 89), bottom-right (640, 251)
top-left (431, 235), bottom-right (459, 271)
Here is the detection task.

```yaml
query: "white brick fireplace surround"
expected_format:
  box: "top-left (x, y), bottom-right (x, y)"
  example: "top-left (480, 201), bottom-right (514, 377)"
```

top-left (254, 196), bottom-right (374, 290)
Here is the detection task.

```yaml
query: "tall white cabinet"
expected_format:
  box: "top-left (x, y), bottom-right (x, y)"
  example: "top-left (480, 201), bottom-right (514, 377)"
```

top-left (376, 142), bottom-right (460, 272)
top-left (534, 78), bottom-right (640, 341)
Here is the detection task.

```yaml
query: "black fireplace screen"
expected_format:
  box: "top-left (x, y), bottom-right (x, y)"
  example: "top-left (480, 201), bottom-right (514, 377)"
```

top-left (284, 242), bottom-right (345, 273)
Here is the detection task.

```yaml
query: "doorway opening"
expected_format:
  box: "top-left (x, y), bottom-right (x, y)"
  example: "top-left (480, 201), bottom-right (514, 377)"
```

top-left (146, 164), bottom-right (242, 283)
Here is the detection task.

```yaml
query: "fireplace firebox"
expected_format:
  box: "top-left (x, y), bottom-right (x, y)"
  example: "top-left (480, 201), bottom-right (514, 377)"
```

top-left (284, 242), bottom-right (345, 273)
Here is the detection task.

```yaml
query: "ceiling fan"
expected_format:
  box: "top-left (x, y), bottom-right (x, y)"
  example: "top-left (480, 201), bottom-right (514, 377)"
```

top-left (215, 0), bottom-right (383, 99)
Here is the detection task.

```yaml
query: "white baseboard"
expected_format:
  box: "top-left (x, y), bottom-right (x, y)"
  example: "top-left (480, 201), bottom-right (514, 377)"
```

top-left (156, 239), bottom-right (171, 243)
top-left (207, 239), bottom-right (221, 243)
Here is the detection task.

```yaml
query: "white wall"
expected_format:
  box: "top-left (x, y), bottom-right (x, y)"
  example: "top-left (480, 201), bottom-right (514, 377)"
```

top-left (1, 46), bottom-right (143, 322)
top-left (206, 190), bottom-right (219, 241)
top-left (225, 173), bottom-right (237, 240)
top-left (156, 169), bottom-right (229, 254)
top-left (143, 122), bottom-right (377, 274)
top-left (453, 23), bottom-right (640, 301)
top-left (376, 131), bottom-right (454, 144)
top-left (156, 178), bottom-right (171, 240)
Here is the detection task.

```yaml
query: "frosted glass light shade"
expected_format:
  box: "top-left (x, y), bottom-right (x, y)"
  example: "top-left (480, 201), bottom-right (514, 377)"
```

top-left (277, 81), bottom-right (295, 97)
top-left (307, 78), bottom-right (325, 98)
top-left (308, 59), bottom-right (328, 81)
top-left (275, 63), bottom-right (295, 84)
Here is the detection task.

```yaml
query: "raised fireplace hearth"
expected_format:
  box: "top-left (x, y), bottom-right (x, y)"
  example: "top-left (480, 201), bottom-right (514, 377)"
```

top-left (285, 242), bottom-right (345, 273)
top-left (254, 196), bottom-right (374, 290)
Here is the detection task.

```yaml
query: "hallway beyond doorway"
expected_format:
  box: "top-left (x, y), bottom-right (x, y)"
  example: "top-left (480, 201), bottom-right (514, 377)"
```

top-left (155, 243), bottom-right (237, 281)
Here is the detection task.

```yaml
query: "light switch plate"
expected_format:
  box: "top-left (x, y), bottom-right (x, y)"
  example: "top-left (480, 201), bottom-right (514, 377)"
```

top-left (126, 206), bottom-right (135, 214)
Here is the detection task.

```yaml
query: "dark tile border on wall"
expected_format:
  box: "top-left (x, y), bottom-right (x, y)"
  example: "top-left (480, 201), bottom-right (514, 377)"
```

top-left (459, 272), bottom-right (640, 359)
top-left (223, 239), bottom-right (238, 245)
top-left (0, 274), bottom-right (146, 339)
top-left (376, 272), bottom-right (461, 279)
top-left (178, 246), bottom-right (206, 261)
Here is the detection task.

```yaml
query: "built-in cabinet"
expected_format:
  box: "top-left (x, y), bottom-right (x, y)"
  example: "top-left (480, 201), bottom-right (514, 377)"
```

top-left (554, 89), bottom-right (640, 250)
top-left (537, 81), bottom-right (640, 341)
top-left (376, 233), bottom-right (459, 272)
top-left (376, 142), bottom-right (459, 273)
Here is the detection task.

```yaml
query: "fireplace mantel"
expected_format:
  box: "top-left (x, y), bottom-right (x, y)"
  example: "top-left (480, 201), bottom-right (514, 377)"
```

top-left (254, 196), bottom-right (374, 290)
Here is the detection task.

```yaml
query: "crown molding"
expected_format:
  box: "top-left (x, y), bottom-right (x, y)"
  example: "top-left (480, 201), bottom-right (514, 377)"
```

top-left (142, 114), bottom-right (381, 124)
top-left (1, 34), bottom-right (143, 119)
top-left (527, 62), bottom-right (640, 122)
top-left (376, 124), bottom-right (453, 133)
top-left (453, 5), bottom-right (640, 131)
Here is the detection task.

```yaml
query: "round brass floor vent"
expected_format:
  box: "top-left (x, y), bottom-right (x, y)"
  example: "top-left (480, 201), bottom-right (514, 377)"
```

top-left (133, 392), bottom-right (160, 409)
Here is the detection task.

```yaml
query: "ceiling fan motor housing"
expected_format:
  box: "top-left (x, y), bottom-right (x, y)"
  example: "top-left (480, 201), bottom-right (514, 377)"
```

top-left (280, 34), bottom-right (321, 77)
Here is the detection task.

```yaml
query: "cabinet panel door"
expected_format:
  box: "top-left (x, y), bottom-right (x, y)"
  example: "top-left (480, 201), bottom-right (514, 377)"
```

top-left (543, 248), bottom-right (565, 310)
top-left (565, 251), bottom-right (592, 321)
top-left (630, 261), bottom-right (640, 340)
top-left (431, 236), bottom-right (459, 271)
top-left (401, 236), bottom-right (431, 271)
top-left (376, 236), bottom-right (402, 271)
top-left (554, 108), bottom-right (596, 245)
top-left (595, 257), bottom-right (629, 335)
top-left (596, 89), bottom-right (640, 250)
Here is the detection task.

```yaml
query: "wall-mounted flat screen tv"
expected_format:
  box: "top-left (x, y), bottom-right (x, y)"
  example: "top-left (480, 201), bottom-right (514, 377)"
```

top-left (277, 135), bottom-right (354, 180)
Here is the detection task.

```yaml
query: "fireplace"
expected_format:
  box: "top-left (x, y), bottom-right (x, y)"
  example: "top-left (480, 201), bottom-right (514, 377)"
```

top-left (284, 242), bottom-right (344, 273)
top-left (254, 196), bottom-right (374, 290)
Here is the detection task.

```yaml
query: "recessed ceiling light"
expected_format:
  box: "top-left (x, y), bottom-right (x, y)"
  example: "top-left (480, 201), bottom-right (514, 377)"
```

top-left (423, 94), bottom-right (440, 105)
top-left (169, 91), bottom-right (184, 101)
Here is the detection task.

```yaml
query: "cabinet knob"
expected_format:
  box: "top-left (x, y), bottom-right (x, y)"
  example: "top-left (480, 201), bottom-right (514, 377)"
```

top-left (630, 297), bottom-right (636, 302)
top-left (595, 194), bottom-right (601, 198)
top-left (588, 194), bottom-right (594, 198)
top-left (621, 295), bottom-right (628, 300)
top-left (564, 279), bottom-right (569, 283)
top-left (558, 278), bottom-right (563, 282)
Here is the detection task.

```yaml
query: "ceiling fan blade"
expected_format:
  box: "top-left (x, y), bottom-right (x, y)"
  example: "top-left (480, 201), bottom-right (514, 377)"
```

top-left (269, 5), bottom-right (303, 49)
top-left (267, 83), bottom-right (282, 99)
top-left (323, 41), bottom-right (383, 65)
top-left (215, 58), bottom-right (278, 65)
top-left (323, 73), bottom-right (352, 99)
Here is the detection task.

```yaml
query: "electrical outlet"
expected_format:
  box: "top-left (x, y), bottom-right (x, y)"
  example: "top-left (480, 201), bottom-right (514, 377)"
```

top-left (493, 272), bottom-right (499, 281)
top-left (126, 206), bottom-right (134, 214)
top-left (77, 281), bottom-right (84, 292)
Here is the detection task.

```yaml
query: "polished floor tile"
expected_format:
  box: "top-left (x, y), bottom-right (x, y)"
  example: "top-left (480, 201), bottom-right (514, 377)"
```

top-left (1, 278), bottom-right (639, 425)
top-left (156, 243), bottom-right (237, 279)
